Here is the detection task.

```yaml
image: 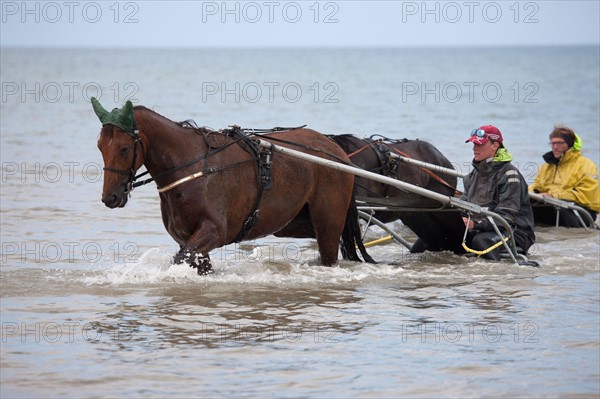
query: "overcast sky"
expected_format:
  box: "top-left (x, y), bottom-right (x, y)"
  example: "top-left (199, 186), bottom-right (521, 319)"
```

top-left (1, 1), bottom-right (599, 47)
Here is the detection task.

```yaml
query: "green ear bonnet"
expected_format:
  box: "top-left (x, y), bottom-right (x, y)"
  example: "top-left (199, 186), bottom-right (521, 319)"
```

top-left (91, 97), bottom-right (137, 136)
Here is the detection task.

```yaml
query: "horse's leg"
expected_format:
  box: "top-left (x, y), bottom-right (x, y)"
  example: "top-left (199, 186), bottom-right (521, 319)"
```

top-left (308, 195), bottom-right (349, 266)
top-left (173, 221), bottom-right (223, 275)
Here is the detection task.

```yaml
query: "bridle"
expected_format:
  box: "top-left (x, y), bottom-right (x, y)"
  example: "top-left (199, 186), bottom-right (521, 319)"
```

top-left (102, 128), bottom-right (148, 195)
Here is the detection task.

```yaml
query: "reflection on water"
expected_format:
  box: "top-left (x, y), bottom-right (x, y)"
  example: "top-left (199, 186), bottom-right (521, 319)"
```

top-left (2, 258), bottom-right (599, 397)
top-left (1, 222), bottom-right (599, 397)
top-left (101, 287), bottom-right (366, 349)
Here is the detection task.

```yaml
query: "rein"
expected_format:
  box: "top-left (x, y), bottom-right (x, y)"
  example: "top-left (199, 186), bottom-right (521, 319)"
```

top-left (386, 146), bottom-right (460, 195)
top-left (153, 134), bottom-right (246, 193)
top-left (103, 123), bottom-right (353, 244)
top-left (103, 127), bottom-right (248, 194)
top-left (152, 126), bottom-right (296, 194)
top-left (347, 142), bottom-right (376, 158)
top-left (106, 124), bottom-right (348, 196)
top-left (104, 123), bottom-right (296, 244)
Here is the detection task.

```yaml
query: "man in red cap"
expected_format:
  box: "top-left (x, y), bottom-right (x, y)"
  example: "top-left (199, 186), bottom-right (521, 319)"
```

top-left (461, 125), bottom-right (535, 260)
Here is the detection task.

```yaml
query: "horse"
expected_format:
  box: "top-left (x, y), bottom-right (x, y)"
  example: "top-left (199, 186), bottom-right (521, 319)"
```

top-left (329, 134), bottom-right (465, 253)
top-left (93, 98), bottom-right (373, 274)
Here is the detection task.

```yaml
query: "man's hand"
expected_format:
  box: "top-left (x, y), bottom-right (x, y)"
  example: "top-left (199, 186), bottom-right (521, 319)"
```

top-left (462, 217), bottom-right (475, 230)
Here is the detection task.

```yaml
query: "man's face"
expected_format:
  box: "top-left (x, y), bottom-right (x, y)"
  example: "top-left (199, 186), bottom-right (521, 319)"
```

top-left (549, 138), bottom-right (569, 159)
top-left (472, 140), bottom-right (499, 162)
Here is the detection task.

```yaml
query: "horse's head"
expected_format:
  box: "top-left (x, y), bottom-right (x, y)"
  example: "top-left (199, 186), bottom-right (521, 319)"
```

top-left (92, 97), bottom-right (144, 208)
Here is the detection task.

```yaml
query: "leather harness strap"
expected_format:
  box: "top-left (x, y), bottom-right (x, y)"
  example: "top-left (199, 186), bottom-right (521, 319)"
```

top-left (387, 146), bottom-right (461, 195)
top-left (346, 140), bottom-right (460, 196)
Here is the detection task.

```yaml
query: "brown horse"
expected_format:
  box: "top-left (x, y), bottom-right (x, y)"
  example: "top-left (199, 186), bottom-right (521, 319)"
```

top-left (93, 99), bottom-right (373, 274)
top-left (329, 134), bottom-right (465, 253)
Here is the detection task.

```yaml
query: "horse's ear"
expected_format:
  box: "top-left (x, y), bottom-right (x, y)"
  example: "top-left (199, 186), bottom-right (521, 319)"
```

top-left (120, 100), bottom-right (136, 135)
top-left (123, 100), bottom-right (133, 116)
top-left (119, 100), bottom-right (133, 124)
top-left (91, 97), bottom-right (109, 123)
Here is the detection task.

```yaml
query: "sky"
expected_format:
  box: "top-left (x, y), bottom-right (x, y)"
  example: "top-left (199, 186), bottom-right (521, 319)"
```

top-left (1, 0), bottom-right (599, 48)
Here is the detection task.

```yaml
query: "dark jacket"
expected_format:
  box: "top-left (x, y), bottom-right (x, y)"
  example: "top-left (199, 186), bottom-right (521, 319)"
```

top-left (461, 158), bottom-right (535, 251)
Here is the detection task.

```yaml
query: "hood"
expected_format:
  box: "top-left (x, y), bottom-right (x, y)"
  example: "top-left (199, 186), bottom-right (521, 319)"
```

top-left (572, 133), bottom-right (582, 151)
top-left (492, 147), bottom-right (513, 162)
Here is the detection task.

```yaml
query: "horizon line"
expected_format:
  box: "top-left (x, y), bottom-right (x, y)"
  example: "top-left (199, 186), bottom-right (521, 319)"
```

top-left (2, 43), bottom-right (599, 50)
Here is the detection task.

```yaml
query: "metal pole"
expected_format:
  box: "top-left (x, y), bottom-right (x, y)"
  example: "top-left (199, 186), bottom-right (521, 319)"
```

top-left (256, 140), bottom-right (453, 206)
top-left (357, 210), bottom-right (413, 250)
top-left (256, 139), bottom-right (525, 264)
top-left (528, 192), bottom-right (595, 229)
top-left (392, 152), bottom-right (466, 178)
top-left (394, 152), bottom-right (596, 229)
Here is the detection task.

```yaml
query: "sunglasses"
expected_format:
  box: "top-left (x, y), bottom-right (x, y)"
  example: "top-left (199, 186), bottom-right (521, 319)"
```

top-left (470, 129), bottom-right (488, 139)
top-left (549, 140), bottom-right (566, 147)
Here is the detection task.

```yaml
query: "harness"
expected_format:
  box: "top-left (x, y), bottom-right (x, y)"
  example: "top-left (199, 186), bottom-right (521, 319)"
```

top-left (103, 124), bottom-right (305, 244)
top-left (347, 135), bottom-right (459, 196)
top-left (227, 126), bottom-right (275, 243)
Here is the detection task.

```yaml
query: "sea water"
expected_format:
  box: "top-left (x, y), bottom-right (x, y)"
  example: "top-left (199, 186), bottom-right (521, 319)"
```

top-left (1, 46), bottom-right (599, 397)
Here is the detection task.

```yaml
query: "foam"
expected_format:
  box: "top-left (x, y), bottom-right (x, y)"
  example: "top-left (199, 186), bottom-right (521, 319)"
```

top-left (79, 247), bottom-right (411, 287)
top-left (76, 228), bottom-right (600, 288)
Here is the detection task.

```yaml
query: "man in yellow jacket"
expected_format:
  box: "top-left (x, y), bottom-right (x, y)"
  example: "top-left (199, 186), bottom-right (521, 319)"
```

top-left (529, 125), bottom-right (600, 227)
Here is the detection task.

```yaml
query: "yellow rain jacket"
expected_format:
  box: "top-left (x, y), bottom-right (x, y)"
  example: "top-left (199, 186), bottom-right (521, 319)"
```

top-left (529, 135), bottom-right (600, 212)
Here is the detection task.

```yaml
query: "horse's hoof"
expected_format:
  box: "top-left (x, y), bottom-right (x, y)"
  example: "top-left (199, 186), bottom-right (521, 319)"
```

top-left (173, 252), bottom-right (187, 265)
top-left (194, 266), bottom-right (214, 276)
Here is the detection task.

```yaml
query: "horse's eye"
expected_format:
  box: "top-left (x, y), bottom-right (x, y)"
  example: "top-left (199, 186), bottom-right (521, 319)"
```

top-left (120, 147), bottom-right (130, 156)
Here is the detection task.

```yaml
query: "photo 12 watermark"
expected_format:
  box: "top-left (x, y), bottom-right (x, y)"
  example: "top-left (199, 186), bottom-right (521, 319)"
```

top-left (210, 241), bottom-right (320, 264)
top-left (1, 1), bottom-right (140, 24)
top-left (453, 161), bottom-right (542, 182)
top-left (1, 320), bottom-right (139, 344)
top-left (400, 1), bottom-right (540, 24)
top-left (401, 81), bottom-right (540, 104)
top-left (1, 241), bottom-right (140, 264)
top-left (201, 81), bottom-right (339, 104)
top-left (1, 81), bottom-right (139, 104)
top-left (0, 320), bottom-right (340, 345)
top-left (1, 161), bottom-right (102, 184)
top-left (400, 321), bottom-right (540, 344)
top-left (200, 1), bottom-right (340, 24)
top-left (197, 321), bottom-right (340, 344)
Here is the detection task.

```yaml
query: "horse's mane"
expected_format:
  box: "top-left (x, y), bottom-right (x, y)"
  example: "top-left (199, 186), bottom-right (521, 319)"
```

top-left (133, 105), bottom-right (216, 135)
top-left (176, 119), bottom-right (215, 135)
top-left (327, 134), bottom-right (365, 153)
top-left (327, 133), bottom-right (361, 142)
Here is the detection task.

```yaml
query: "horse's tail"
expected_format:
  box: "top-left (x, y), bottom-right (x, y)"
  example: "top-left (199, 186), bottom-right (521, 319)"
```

top-left (340, 190), bottom-right (377, 263)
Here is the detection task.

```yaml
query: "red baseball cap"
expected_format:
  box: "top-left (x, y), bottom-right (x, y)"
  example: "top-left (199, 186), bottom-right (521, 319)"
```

top-left (466, 125), bottom-right (504, 145)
